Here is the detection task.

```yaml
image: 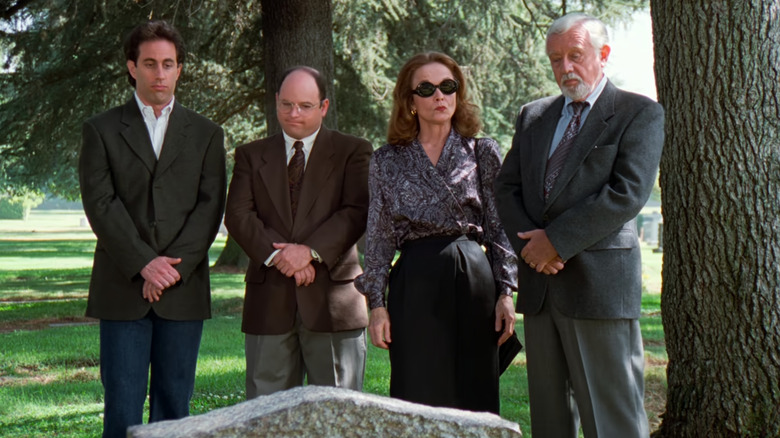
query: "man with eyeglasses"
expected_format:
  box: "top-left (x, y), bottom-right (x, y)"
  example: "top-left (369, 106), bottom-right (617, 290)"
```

top-left (495, 13), bottom-right (664, 438)
top-left (225, 66), bottom-right (372, 398)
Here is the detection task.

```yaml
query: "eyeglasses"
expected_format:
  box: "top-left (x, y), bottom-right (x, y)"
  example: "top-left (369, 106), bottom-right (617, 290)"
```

top-left (412, 79), bottom-right (459, 98)
top-left (278, 100), bottom-right (321, 114)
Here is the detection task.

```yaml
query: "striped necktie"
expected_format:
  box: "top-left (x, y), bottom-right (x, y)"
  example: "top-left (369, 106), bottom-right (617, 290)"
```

top-left (544, 101), bottom-right (588, 200)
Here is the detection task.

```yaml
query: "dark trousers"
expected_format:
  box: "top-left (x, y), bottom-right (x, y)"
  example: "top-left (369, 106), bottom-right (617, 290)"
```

top-left (388, 235), bottom-right (499, 413)
top-left (99, 310), bottom-right (203, 438)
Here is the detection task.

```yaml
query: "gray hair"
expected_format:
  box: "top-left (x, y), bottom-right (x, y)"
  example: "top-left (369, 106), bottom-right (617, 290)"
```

top-left (547, 13), bottom-right (609, 52)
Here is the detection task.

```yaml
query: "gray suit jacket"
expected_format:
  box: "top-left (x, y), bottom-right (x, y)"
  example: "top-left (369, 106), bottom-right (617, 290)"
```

top-left (79, 98), bottom-right (226, 321)
top-left (495, 81), bottom-right (664, 319)
top-left (224, 127), bottom-right (371, 335)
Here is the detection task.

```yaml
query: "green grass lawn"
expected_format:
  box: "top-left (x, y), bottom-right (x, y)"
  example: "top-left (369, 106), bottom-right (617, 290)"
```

top-left (0, 210), bottom-right (664, 437)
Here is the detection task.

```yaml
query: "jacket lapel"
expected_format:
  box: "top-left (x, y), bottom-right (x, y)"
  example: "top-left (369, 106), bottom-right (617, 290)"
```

top-left (292, 127), bottom-right (334, 232)
top-left (155, 102), bottom-right (190, 176)
top-left (528, 97), bottom-right (564, 204)
top-left (259, 134), bottom-right (293, 230)
top-left (546, 81), bottom-right (616, 205)
top-left (119, 100), bottom-right (156, 174)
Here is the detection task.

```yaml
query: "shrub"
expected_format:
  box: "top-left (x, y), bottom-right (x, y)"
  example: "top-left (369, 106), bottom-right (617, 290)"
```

top-left (0, 192), bottom-right (45, 219)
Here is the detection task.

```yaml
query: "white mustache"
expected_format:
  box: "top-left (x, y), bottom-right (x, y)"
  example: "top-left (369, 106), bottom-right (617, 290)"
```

top-left (560, 73), bottom-right (584, 84)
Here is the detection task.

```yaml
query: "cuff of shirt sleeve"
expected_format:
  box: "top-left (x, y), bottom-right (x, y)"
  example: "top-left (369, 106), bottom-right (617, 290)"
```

top-left (367, 293), bottom-right (385, 310)
top-left (264, 249), bottom-right (281, 266)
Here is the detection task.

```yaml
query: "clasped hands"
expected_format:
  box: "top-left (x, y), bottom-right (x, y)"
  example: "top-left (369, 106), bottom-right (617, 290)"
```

top-left (140, 256), bottom-right (182, 303)
top-left (272, 242), bottom-right (316, 286)
top-left (518, 229), bottom-right (565, 275)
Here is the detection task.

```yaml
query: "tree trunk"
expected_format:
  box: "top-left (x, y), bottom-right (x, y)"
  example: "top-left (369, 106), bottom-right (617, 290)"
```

top-left (261, 0), bottom-right (337, 134)
top-left (213, 234), bottom-right (249, 271)
top-left (652, 1), bottom-right (780, 436)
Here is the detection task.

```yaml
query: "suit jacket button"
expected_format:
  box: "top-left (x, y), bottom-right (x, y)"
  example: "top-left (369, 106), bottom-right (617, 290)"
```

top-left (150, 221), bottom-right (157, 228)
top-left (543, 215), bottom-right (549, 222)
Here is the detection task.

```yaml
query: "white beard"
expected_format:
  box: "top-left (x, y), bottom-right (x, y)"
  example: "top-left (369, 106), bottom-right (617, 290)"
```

top-left (559, 73), bottom-right (592, 101)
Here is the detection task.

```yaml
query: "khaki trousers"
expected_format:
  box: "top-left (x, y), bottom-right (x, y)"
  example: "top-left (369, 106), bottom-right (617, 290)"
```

top-left (245, 313), bottom-right (366, 399)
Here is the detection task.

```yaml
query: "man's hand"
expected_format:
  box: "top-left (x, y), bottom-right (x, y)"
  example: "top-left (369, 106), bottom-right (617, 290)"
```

top-left (539, 256), bottom-right (565, 275)
top-left (293, 264), bottom-right (316, 287)
top-left (368, 307), bottom-right (392, 349)
top-left (518, 229), bottom-right (565, 275)
top-left (140, 256), bottom-right (182, 290)
top-left (495, 294), bottom-right (516, 345)
top-left (272, 243), bottom-right (313, 276)
top-left (142, 280), bottom-right (164, 303)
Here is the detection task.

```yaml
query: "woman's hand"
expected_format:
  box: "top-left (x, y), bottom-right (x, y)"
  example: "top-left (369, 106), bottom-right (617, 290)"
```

top-left (495, 294), bottom-right (516, 346)
top-left (368, 307), bottom-right (392, 349)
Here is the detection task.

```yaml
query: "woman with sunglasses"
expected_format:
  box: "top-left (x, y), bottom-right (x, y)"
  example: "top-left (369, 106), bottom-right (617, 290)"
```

top-left (355, 52), bottom-right (517, 413)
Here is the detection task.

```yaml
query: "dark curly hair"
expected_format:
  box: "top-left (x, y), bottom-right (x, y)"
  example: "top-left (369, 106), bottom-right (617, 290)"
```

top-left (123, 20), bottom-right (185, 88)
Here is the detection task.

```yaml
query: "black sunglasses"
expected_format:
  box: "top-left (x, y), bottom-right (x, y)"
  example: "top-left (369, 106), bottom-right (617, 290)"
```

top-left (412, 79), bottom-right (459, 97)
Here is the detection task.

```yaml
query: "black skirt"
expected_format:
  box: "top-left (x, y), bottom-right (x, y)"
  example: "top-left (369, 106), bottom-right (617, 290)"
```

top-left (387, 234), bottom-right (499, 414)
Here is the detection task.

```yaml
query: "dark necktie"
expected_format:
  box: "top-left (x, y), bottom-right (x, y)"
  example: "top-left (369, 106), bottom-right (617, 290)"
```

top-left (288, 141), bottom-right (305, 217)
top-left (544, 101), bottom-right (588, 200)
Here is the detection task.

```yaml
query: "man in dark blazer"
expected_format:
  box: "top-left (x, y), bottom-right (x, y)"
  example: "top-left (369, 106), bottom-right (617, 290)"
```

top-left (495, 13), bottom-right (664, 438)
top-left (79, 21), bottom-right (226, 438)
top-left (225, 66), bottom-right (371, 398)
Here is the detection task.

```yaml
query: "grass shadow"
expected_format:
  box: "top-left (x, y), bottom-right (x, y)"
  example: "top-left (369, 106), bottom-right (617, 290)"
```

top-left (0, 268), bottom-right (91, 300)
top-left (0, 239), bottom-right (96, 258)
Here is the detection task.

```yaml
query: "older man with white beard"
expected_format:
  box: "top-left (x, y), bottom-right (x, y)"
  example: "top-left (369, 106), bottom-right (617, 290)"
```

top-left (495, 12), bottom-right (664, 438)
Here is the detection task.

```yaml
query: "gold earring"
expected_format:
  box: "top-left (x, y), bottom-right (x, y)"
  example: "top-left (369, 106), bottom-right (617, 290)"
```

top-left (411, 108), bottom-right (417, 116)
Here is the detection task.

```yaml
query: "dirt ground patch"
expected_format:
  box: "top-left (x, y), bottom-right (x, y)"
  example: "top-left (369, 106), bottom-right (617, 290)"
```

top-left (0, 365), bottom-right (99, 387)
top-left (0, 315), bottom-right (98, 333)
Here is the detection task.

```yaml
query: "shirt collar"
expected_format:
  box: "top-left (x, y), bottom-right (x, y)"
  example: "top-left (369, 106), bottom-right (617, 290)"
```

top-left (283, 127), bottom-right (321, 155)
top-left (134, 92), bottom-right (175, 121)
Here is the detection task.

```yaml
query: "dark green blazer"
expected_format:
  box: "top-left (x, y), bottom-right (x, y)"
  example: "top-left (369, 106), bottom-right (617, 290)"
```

top-left (79, 98), bottom-right (226, 321)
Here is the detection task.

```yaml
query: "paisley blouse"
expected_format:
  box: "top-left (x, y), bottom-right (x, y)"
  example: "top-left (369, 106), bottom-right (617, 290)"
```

top-left (355, 129), bottom-right (517, 309)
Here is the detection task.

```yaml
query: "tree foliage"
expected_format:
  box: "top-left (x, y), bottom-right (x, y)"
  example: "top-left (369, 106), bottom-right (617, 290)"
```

top-left (0, 0), bottom-right (646, 199)
top-left (0, 0), bottom-right (265, 198)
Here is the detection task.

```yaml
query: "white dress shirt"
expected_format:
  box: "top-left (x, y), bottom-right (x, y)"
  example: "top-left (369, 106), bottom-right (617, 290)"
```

top-left (134, 92), bottom-right (174, 159)
top-left (264, 127), bottom-right (324, 266)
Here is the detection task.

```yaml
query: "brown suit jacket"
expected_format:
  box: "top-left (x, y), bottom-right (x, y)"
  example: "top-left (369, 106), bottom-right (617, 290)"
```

top-left (224, 127), bottom-right (371, 335)
top-left (79, 98), bottom-right (226, 321)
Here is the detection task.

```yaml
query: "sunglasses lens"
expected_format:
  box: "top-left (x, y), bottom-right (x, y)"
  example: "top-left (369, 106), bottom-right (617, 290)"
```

top-left (413, 80), bottom-right (458, 97)
top-left (416, 82), bottom-right (436, 97)
top-left (439, 79), bottom-right (458, 95)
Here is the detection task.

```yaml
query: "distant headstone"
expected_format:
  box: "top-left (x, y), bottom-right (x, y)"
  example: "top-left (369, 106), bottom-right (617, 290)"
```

top-left (127, 386), bottom-right (522, 438)
top-left (653, 222), bottom-right (664, 253)
top-left (641, 212), bottom-right (662, 245)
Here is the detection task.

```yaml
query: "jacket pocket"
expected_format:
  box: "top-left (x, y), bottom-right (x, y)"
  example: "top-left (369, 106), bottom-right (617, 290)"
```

top-left (245, 266), bottom-right (267, 284)
top-left (586, 224), bottom-right (638, 250)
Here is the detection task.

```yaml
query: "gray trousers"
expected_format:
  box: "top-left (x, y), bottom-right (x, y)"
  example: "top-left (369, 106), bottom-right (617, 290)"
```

top-left (245, 313), bottom-right (366, 399)
top-left (524, 296), bottom-right (648, 438)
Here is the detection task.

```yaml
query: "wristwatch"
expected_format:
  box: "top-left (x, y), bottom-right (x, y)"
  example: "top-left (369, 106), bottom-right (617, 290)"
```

top-left (310, 248), bottom-right (323, 263)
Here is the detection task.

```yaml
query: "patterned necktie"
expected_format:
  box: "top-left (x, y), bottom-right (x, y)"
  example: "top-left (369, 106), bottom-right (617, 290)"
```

top-left (544, 101), bottom-right (588, 200)
top-left (288, 141), bottom-right (305, 217)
